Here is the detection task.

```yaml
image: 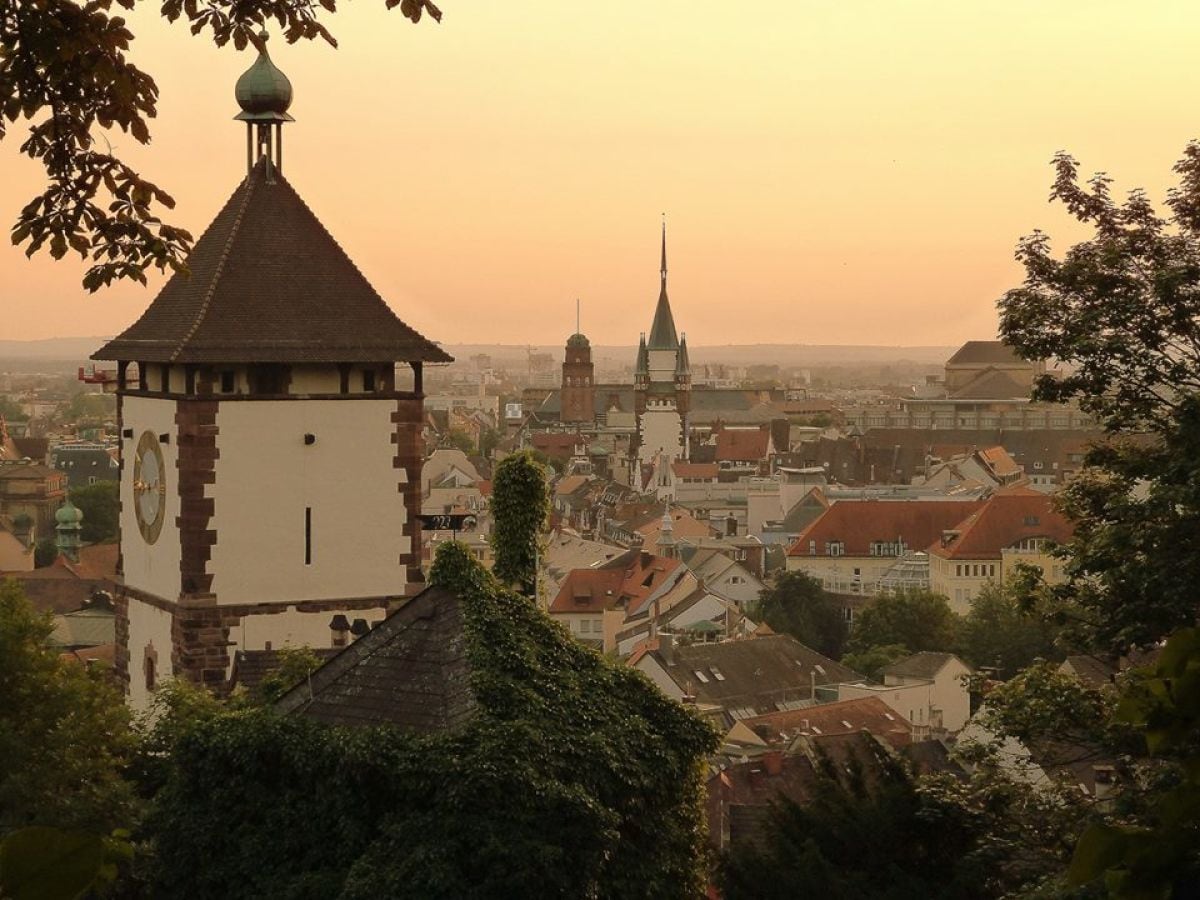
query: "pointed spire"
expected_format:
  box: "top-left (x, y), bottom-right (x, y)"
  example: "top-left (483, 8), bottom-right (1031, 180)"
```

top-left (675, 332), bottom-right (690, 377)
top-left (635, 333), bottom-right (649, 377)
top-left (647, 220), bottom-right (679, 350)
top-left (660, 216), bottom-right (668, 284)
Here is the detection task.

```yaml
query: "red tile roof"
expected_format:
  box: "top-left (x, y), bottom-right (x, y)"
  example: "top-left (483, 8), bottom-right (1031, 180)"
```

top-left (672, 462), bottom-right (719, 479)
top-left (548, 550), bottom-right (683, 616)
top-left (787, 499), bottom-right (986, 557)
top-left (929, 488), bottom-right (1073, 560)
top-left (742, 697), bottom-right (913, 748)
top-left (714, 427), bottom-right (770, 462)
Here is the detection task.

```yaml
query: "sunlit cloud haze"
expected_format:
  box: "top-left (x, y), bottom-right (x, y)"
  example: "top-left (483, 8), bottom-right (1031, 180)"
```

top-left (2, 0), bottom-right (1199, 346)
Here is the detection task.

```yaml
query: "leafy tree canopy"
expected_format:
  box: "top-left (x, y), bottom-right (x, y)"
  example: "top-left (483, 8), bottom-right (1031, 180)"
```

top-left (840, 643), bottom-right (911, 682)
top-left (0, 580), bottom-right (136, 835)
top-left (0, 397), bottom-right (28, 422)
top-left (846, 589), bottom-right (960, 657)
top-left (2, 0), bottom-right (443, 291)
top-left (721, 740), bottom-right (985, 900)
top-left (69, 481), bottom-right (119, 544)
top-left (957, 580), bottom-right (1064, 679)
top-left (999, 145), bottom-right (1200, 652)
top-left (750, 571), bottom-right (848, 659)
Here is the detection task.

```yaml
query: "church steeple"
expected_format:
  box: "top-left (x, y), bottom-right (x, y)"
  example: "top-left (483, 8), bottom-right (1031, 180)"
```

top-left (647, 221), bottom-right (679, 350)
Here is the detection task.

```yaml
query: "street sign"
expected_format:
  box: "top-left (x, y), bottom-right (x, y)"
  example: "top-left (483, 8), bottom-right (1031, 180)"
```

top-left (416, 513), bottom-right (478, 532)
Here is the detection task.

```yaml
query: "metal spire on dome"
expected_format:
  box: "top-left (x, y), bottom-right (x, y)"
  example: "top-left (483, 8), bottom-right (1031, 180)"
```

top-left (647, 219), bottom-right (680, 350)
top-left (234, 31), bottom-right (295, 176)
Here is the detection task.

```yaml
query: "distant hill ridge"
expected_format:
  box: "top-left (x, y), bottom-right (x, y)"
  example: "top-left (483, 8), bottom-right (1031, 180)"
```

top-left (0, 337), bottom-right (958, 366)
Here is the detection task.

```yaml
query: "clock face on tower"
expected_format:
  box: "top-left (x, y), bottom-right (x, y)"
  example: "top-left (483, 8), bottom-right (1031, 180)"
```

top-left (133, 430), bottom-right (167, 544)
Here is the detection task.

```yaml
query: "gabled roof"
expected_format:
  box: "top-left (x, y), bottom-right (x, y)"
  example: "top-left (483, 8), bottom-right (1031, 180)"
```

top-left (548, 549), bottom-right (684, 617)
top-left (880, 651), bottom-right (966, 681)
top-left (945, 340), bottom-right (1025, 366)
top-left (949, 368), bottom-right (1031, 400)
top-left (93, 159), bottom-right (452, 365)
top-left (929, 488), bottom-right (1073, 560)
top-left (672, 461), bottom-right (719, 479)
top-left (275, 585), bottom-right (475, 731)
top-left (787, 499), bottom-right (986, 557)
top-left (742, 696), bottom-right (913, 748)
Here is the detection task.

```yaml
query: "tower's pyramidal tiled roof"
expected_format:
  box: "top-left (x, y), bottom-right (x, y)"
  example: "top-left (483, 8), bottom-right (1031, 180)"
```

top-left (647, 224), bottom-right (679, 350)
top-left (94, 158), bottom-right (452, 365)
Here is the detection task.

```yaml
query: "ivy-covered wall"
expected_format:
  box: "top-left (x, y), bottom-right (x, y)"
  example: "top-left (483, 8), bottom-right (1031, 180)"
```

top-left (146, 549), bottom-right (717, 899)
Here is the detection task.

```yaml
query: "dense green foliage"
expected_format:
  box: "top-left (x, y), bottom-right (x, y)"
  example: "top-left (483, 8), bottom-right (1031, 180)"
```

top-left (489, 450), bottom-right (550, 595)
top-left (1067, 629), bottom-right (1200, 897)
top-left (61, 392), bottom-right (115, 424)
top-left (750, 571), bottom-right (848, 658)
top-left (721, 740), bottom-right (984, 899)
top-left (70, 481), bottom-right (119, 544)
top-left (146, 556), bottom-right (718, 899)
top-left (255, 645), bottom-right (324, 704)
top-left (1000, 145), bottom-right (1200, 653)
top-left (0, 397), bottom-right (28, 422)
top-left (846, 589), bottom-right (960, 656)
top-left (2, 0), bottom-right (442, 291)
top-left (444, 428), bottom-right (475, 454)
top-left (957, 580), bottom-right (1063, 679)
top-left (840, 642), bottom-right (910, 682)
top-left (0, 580), bottom-right (135, 835)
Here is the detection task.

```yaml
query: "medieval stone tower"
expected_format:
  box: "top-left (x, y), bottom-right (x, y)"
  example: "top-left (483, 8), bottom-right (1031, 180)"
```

top-left (93, 36), bottom-right (451, 708)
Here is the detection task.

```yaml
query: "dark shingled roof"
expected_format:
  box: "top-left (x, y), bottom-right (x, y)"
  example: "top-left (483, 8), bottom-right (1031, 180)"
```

top-left (93, 159), bottom-right (452, 365)
top-left (945, 340), bottom-right (1024, 366)
top-left (880, 651), bottom-right (964, 680)
top-left (645, 634), bottom-right (860, 719)
top-left (274, 586), bottom-right (475, 731)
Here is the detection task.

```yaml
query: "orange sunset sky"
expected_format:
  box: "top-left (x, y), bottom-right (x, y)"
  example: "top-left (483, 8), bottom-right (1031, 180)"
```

top-left (2, 0), bottom-right (1198, 347)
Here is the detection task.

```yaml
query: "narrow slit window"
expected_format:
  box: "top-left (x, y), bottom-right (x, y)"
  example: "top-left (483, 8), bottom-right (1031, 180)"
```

top-left (220, 370), bottom-right (235, 393)
top-left (305, 507), bottom-right (312, 565)
top-left (362, 370), bottom-right (377, 392)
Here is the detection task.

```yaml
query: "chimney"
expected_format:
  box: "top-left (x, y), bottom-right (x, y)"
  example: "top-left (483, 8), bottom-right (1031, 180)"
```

top-left (763, 750), bottom-right (784, 777)
top-left (329, 614), bottom-right (351, 648)
top-left (659, 632), bottom-right (675, 664)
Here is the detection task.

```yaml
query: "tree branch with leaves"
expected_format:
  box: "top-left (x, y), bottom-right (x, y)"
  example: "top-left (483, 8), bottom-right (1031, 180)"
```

top-left (1, 0), bottom-right (443, 290)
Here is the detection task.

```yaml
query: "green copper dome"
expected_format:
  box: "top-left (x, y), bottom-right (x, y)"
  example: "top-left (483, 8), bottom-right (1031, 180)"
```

top-left (56, 499), bottom-right (83, 526)
top-left (235, 33), bottom-right (295, 122)
top-left (567, 332), bottom-right (590, 349)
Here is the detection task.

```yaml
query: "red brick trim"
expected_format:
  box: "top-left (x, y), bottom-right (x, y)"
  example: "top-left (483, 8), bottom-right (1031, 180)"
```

top-left (176, 399), bottom-right (219, 599)
top-left (392, 397), bottom-right (425, 594)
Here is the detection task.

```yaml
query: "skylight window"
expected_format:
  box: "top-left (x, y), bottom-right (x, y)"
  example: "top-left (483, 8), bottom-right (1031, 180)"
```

top-left (841, 720), bottom-right (853, 729)
top-left (711, 667), bottom-right (726, 681)
top-left (693, 670), bottom-right (710, 683)
top-left (814, 664), bottom-right (826, 676)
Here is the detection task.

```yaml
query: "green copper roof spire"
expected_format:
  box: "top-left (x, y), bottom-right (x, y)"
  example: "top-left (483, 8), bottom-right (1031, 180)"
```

top-left (234, 31), bottom-right (294, 176)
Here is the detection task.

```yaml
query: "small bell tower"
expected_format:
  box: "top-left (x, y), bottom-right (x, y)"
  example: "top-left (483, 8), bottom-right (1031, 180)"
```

top-left (234, 32), bottom-right (294, 176)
